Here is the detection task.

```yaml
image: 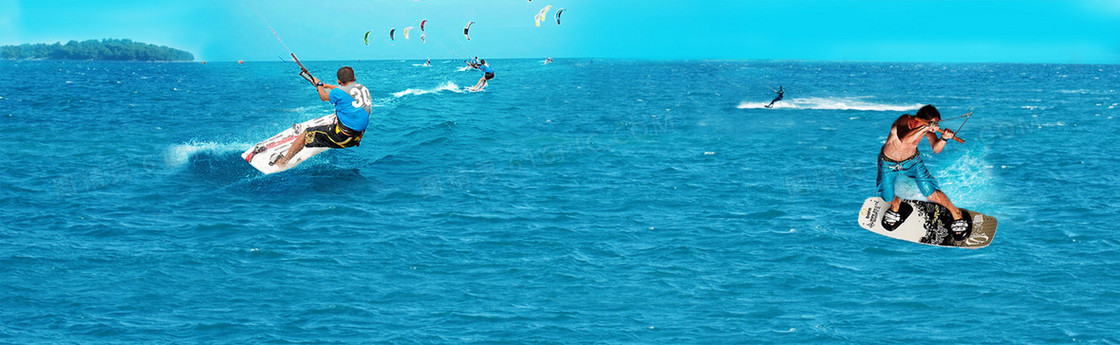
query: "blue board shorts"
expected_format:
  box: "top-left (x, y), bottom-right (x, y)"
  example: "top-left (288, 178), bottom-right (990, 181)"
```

top-left (877, 151), bottom-right (940, 202)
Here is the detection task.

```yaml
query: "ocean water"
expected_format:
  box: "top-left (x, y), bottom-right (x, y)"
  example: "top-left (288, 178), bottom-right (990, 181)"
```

top-left (1, 59), bottom-right (1118, 343)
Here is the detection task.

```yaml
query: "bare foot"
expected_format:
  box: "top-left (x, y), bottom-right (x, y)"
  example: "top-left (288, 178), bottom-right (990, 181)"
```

top-left (269, 153), bottom-right (288, 167)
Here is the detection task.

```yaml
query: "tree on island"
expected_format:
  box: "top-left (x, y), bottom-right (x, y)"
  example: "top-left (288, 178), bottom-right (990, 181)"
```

top-left (1, 39), bottom-right (193, 61)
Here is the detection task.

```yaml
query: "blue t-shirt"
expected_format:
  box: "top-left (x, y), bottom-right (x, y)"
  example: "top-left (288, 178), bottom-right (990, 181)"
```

top-left (479, 64), bottom-right (494, 74)
top-left (329, 84), bottom-right (372, 132)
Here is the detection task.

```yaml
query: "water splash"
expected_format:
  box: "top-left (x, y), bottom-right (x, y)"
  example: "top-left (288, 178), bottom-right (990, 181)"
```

top-left (164, 141), bottom-right (250, 168)
top-left (892, 149), bottom-right (996, 208)
top-left (391, 81), bottom-right (464, 98)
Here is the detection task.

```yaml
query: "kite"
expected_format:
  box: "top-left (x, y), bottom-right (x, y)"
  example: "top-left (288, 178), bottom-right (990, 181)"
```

top-left (534, 6), bottom-right (552, 27)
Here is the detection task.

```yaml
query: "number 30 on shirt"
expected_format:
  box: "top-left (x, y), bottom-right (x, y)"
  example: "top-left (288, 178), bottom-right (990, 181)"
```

top-left (349, 86), bottom-right (372, 109)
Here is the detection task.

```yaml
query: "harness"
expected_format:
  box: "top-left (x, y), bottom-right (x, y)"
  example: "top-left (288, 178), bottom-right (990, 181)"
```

top-left (331, 122), bottom-right (362, 145)
top-left (336, 122), bottom-right (359, 136)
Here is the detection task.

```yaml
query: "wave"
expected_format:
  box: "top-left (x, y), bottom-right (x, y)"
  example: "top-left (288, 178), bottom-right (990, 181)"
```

top-left (457, 66), bottom-right (472, 72)
top-left (276, 105), bottom-right (322, 114)
top-left (737, 97), bottom-right (923, 111)
top-left (164, 141), bottom-right (249, 168)
top-left (391, 81), bottom-right (464, 98)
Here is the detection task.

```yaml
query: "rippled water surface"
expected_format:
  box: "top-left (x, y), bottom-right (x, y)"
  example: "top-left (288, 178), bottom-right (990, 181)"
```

top-left (1, 60), bottom-right (1118, 343)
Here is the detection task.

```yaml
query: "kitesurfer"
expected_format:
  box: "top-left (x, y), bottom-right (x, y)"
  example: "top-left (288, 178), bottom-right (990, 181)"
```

top-left (765, 86), bottom-right (784, 108)
top-left (468, 59), bottom-right (494, 91)
top-left (272, 66), bottom-right (372, 167)
top-left (877, 105), bottom-right (969, 239)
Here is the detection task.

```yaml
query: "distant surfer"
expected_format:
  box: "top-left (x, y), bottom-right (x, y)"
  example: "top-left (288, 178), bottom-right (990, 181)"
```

top-left (425, 58), bottom-right (431, 66)
top-left (545, 57), bottom-right (553, 65)
top-left (765, 86), bottom-right (784, 108)
top-left (467, 59), bottom-right (494, 91)
top-left (272, 66), bottom-right (372, 168)
top-left (877, 105), bottom-right (969, 239)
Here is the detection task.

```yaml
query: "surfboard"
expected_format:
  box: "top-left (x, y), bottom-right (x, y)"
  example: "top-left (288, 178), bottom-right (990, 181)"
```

top-left (857, 197), bottom-right (997, 249)
top-left (241, 114), bottom-right (335, 174)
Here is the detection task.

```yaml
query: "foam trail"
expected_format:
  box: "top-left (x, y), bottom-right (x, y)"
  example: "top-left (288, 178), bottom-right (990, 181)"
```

top-left (392, 81), bottom-right (463, 98)
top-left (164, 141), bottom-right (250, 168)
top-left (737, 97), bottom-right (923, 111)
top-left (457, 66), bottom-right (473, 72)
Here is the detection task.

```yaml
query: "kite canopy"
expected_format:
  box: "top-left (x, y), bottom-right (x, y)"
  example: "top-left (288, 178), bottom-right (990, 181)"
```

top-left (556, 8), bottom-right (565, 25)
top-left (404, 27), bottom-right (414, 40)
top-left (464, 21), bottom-right (474, 40)
top-left (534, 6), bottom-right (552, 27)
top-left (363, 31), bottom-right (371, 45)
top-left (389, 28), bottom-right (395, 41)
top-left (420, 20), bottom-right (427, 31)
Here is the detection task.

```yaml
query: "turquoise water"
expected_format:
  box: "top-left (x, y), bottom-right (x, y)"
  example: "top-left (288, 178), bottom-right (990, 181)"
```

top-left (1, 59), bottom-right (1118, 343)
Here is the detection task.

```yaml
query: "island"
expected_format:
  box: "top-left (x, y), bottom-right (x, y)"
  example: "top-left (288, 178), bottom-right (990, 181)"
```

top-left (1, 39), bottom-right (193, 62)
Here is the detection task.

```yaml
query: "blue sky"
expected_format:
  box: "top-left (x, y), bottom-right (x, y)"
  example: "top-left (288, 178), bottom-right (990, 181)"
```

top-left (1, 0), bottom-right (1118, 63)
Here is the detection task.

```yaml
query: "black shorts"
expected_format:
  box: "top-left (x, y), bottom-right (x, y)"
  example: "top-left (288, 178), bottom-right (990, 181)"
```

top-left (484, 72), bottom-right (494, 80)
top-left (304, 123), bottom-right (363, 149)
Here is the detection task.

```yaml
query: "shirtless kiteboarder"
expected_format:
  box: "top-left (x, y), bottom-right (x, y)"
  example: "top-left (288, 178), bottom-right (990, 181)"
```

top-left (876, 105), bottom-right (972, 240)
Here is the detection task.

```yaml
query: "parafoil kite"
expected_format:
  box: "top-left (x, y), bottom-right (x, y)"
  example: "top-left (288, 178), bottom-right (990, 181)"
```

top-left (364, 30), bottom-right (371, 45)
top-left (420, 33), bottom-right (426, 43)
top-left (556, 8), bottom-right (565, 25)
top-left (389, 28), bottom-right (395, 41)
top-left (464, 21), bottom-right (474, 40)
top-left (534, 6), bottom-right (552, 27)
top-left (404, 27), bottom-right (414, 40)
top-left (420, 20), bottom-right (427, 31)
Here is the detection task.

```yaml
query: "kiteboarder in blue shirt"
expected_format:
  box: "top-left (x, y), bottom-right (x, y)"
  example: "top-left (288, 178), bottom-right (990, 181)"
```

top-left (468, 59), bottom-right (494, 91)
top-left (273, 66), bottom-right (372, 168)
top-left (765, 86), bottom-right (784, 108)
